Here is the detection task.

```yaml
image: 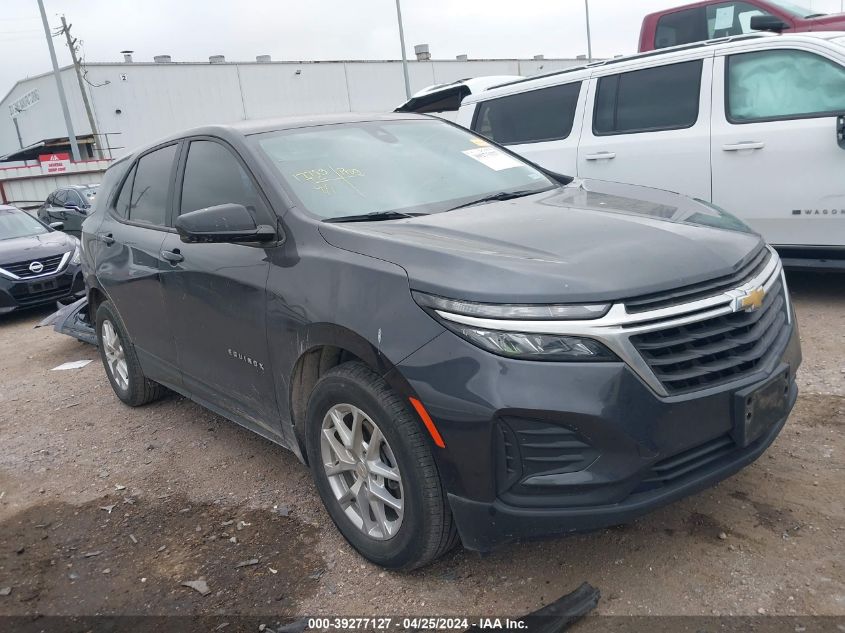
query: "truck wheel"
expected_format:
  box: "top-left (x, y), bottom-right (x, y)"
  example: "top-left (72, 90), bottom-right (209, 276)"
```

top-left (305, 361), bottom-right (457, 570)
top-left (95, 300), bottom-right (166, 407)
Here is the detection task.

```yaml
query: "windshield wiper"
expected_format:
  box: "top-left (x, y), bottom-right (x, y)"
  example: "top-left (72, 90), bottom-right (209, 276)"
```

top-left (447, 190), bottom-right (541, 211)
top-left (804, 12), bottom-right (826, 17)
top-left (325, 210), bottom-right (425, 223)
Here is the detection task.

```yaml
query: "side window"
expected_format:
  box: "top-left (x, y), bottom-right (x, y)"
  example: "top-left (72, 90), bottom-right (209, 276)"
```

top-left (727, 49), bottom-right (845, 122)
top-left (471, 82), bottom-right (582, 145)
top-left (67, 191), bottom-right (84, 207)
top-left (594, 60), bottom-right (702, 135)
top-left (706, 2), bottom-right (771, 38)
top-left (127, 144), bottom-right (178, 226)
top-left (53, 190), bottom-right (67, 206)
top-left (179, 140), bottom-right (270, 222)
top-left (113, 166), bottom-right (136, 219)
top-left (655, 7), bottom-right (707, 49)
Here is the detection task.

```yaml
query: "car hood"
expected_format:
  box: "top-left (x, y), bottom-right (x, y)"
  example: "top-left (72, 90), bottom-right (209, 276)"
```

top-left (318, 179), bottom-right (766, 305)
top-left (0, 230), bottom-right (76, 265)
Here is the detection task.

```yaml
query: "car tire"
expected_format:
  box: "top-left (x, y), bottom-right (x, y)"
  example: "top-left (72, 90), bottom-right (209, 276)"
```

top-left (95, 300), bottom-right (166, 407)
top-left (305, 361), bottom-right (458, 570)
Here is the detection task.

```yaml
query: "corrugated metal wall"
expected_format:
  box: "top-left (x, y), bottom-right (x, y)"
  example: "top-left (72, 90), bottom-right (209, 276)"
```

top-left (1, 58), bottom-right (580, 160)
top-left (0, 160), bottom-right (110, 208)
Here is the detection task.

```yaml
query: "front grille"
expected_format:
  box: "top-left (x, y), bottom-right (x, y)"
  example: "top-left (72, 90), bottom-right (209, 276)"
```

top-left (1, 253), bottom-right (67, 279)
top-left (624, 247), bottom-right (771, 313)
top-left (630, 277), bottom-right (788, 395)
top-left (635, 434), bottom-right (736, 493)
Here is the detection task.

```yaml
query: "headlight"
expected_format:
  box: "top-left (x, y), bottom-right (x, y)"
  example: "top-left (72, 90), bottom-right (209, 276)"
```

top-left (70, 244), bottom-right (81, 265)
top-left (412, 291), bottom-right (617, 361)
top-left (447, 325), bottom-right (617, 361)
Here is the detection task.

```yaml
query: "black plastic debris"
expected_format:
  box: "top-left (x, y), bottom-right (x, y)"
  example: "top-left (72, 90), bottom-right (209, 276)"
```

top-left (36, 297), bottom-right (96, 345)
top-left (465, 582), bottom-right (600, 633)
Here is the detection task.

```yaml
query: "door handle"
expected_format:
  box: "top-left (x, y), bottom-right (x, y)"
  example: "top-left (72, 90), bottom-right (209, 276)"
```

top-left (722, 142), bottom-right (765, 151)
top-left (584, 152), bottom-right (617, 161)
top-left (161, 249), bottom-right (184, 264)
top-left (98, 233), bottom-right (115, 246)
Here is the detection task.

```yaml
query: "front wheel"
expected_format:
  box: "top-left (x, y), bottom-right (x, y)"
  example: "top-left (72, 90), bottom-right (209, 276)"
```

top-left (305, 362), bottom-right (457, 570)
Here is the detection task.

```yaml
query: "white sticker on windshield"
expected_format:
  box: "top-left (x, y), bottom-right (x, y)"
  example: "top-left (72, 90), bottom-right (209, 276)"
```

top-left (713, 6), bottom-right (735, 31)
top-left (462, 147), bottom-right (523, 171)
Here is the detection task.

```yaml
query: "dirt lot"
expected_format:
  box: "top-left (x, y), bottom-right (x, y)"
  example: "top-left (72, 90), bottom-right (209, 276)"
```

top-left (0, 271), bottom-right (842, 619)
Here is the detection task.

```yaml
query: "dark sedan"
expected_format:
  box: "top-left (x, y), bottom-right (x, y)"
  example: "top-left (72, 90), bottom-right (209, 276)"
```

top-left (37, 184), bottom-right (99, 237)
top-left (0, 206), bottom-right (84, 314)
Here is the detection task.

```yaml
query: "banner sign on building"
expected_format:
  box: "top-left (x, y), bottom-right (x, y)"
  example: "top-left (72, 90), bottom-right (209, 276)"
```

top-left (39, 153), bottom-right (71, 174)
top-left (9, 89), bottom-right (40, 117)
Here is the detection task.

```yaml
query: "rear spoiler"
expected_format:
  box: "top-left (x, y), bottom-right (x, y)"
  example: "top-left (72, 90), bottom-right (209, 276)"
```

top-left (395, 83), bottom-right (473, 114)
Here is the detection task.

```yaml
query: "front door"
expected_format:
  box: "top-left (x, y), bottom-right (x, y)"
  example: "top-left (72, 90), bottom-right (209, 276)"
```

top-left (711, 46), bottom-right (845, 248)
top-left (159, 138), bottom-right (278, 431)
top-left (61, 189), bottom-right (88, 237)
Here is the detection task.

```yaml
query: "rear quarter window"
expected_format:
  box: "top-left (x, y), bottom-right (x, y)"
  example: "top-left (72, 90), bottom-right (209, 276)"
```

top-left (472, 82), bottom-right (582, 145)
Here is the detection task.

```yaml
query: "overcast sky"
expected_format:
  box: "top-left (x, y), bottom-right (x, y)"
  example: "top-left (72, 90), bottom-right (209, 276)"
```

top-left (2, 0), bottom-right (842, 97)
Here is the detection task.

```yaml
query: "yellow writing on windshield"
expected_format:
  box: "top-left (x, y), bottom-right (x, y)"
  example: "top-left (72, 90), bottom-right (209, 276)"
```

top-left (293, 167), bottom-right (366, 196)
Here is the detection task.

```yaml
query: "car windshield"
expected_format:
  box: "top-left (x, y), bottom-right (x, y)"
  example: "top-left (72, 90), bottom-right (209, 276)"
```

top-left (0, 209), bottom-right (48, 240)
top-left (253, 119), bottom-right (555, 220)
top-left (767, 1), bottom-right (821, 18)
top-left (80, 186), bottom-right (98, 201)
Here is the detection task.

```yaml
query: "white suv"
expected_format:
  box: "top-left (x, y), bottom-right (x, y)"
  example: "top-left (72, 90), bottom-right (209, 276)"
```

top-left (452, 32), bottom-right (845, 269)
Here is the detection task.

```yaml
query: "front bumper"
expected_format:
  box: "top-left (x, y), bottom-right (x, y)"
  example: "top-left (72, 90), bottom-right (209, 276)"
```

top-left (395, 321), bottom-right (801, 552)
top-left (0, 264), bottom-right (84, 314)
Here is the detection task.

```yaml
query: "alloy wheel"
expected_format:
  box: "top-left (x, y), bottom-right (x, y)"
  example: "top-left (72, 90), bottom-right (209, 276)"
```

top-left (101, 319), bottom-right (129, 391)
top-left (320, 403), bottom-right (404, 539)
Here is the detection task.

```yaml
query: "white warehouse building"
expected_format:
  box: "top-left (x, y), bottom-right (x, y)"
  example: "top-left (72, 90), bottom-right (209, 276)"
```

top-left (1, 52), bottom-right (582, 162)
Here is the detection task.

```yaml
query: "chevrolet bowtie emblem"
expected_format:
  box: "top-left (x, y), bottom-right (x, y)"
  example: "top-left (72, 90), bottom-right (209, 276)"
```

top-left (733, 287), bottom-right (766, 313)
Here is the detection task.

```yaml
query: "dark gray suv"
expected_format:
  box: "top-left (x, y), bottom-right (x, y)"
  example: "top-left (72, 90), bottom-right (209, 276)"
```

top-left (80, 113), bottom-right (800, 569)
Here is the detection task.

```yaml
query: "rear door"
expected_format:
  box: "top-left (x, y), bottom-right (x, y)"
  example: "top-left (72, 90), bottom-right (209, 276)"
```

top-left (468, 80), bottom-right (587, 175)
top-left (577, 53), bottom-right (713, 201)
top-left (159, 138), bottom-right (278, 432)
top-left (711, 42), bottom-right (845, 247)
top-left (93, 143), bottom-right (181, 386)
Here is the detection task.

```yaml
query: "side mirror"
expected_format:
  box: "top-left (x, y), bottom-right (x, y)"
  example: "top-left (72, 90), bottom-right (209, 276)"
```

top-left (749, 15), bottom-right (789, 33)
top-left (49, 221), bottom-right (64, 230)
top-left (838, 115), bottom-right (845, 150)
top-left (175, 203), bottom-right (276, 244)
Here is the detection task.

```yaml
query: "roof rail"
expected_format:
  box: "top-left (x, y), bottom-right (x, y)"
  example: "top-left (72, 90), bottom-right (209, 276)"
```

top-left (486, 33), bottom-right (771, 91)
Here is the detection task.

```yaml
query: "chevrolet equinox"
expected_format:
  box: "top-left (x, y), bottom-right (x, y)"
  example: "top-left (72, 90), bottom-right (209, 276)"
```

top-left (80, 114), bottom-right (801, 569)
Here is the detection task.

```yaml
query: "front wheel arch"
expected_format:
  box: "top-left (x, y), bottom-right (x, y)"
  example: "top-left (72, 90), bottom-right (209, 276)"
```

top-left (287, 325), bottom-right (418, 463)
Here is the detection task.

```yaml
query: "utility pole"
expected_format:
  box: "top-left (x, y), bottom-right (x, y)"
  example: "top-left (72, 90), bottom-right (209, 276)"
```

top-left (584, 0), bottom-right (593, 63)
top-left (36, 0), bottom-right (81, 162)
top-left (394, 0), bottom-right (412, 100)
top-left (61, 15), bottom-right (101, 158)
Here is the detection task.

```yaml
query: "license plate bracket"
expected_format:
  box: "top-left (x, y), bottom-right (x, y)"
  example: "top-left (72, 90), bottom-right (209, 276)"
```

top-left (732, 366), bottom-right (791, 447)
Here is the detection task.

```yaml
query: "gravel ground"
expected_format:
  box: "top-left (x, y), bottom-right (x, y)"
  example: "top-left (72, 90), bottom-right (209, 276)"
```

top-left (0, 271), bottom-right (842, 618)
